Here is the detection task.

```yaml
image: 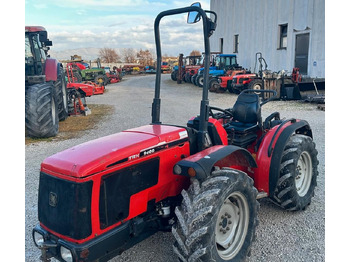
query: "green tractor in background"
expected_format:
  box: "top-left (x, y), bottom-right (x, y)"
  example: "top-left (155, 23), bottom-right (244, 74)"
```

top-left (68, 56), bottom-right (109, 86)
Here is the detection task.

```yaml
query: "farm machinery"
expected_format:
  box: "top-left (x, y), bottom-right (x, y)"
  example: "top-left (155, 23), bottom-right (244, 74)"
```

top-left (66, 57), bottom-right (109, 86)
top-left (32, 3), bottom-right (318, 262)
top-left (171, 55), bottom-right (202, 82)
top-left (25, 26), bottom-right (68, 138)
top-left (194, 53), bottom-right (242, 88)
top-left (64, 63), bottom-right (105, 116)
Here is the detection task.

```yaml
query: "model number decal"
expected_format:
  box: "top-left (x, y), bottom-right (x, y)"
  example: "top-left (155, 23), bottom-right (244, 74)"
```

top-left (141, 148), bottom-right (155, 156)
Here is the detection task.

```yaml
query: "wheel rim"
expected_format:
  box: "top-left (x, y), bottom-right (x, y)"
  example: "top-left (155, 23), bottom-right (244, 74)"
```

top-left (215, 192), bottom-right (249, 260)
top-left (199, 77), bottom-right (204, 85)
top-left (295, 151), bottom-right (312, 197)
top-left (253, 83), bottom-right (261, 90)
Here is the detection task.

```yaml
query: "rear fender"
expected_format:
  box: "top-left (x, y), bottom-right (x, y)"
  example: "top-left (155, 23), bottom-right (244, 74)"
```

top-left (255, 119), bottom-right (312, 194)
top-left (173, 145), bottom-right (257, 181)
top-left (44, 58), bottom-right (59, 82)
top-left (268, 119), bottom-right (312, 194)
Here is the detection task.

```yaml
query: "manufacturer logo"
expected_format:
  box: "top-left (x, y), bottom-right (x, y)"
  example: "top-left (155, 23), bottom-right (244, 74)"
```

top-left (49, 192), bottom-right (58, 207)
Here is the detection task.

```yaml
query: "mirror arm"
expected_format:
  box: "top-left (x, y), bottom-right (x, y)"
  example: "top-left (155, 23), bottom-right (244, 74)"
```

top-left (204, 10), bottom-right (217, 23)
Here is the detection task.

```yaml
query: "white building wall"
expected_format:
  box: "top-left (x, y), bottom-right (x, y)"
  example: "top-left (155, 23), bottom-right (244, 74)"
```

top-left (210, 0), bottom-right (325, 78)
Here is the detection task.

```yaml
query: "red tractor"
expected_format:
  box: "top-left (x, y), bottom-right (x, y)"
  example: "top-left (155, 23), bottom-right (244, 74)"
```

top-left (25, 26), bottom-right (68, 138)
top-left (183, 55), bottom-right (202, 82)
top-left (210, 69), bottom-right (248, 93)
top-left (32, 4), bottom-right (318, 262)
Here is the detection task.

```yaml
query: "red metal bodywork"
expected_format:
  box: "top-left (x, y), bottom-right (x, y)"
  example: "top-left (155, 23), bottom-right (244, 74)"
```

top-left (44, 58), bottom-right (58, 82)
top-left (38, 109), bottom-right (299, 245)
top-left (230, 73), bottom-right (256, 89)
top-left (25, 26), bottom-right (47, 32)
top-left (40, 124), bottom-right (191, 243)
top-left (185, 65), bottom-right (202, 76)
top-left (219, 70), bottom-right (246, 88)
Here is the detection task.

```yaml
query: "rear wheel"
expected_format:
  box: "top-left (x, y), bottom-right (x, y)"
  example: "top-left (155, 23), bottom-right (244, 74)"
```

top-left (72, 71), bottom-right (82, 82)
top-left (185, 72), bottom-right (192, 83)
top-left (95, 74), bottom-right (105, 85)
top-left (191, 74), bottom-right (197, 84)
top-left (54, 66), bottom-right (68, 121)
top-left (171, 70), bottom-right (177, 81)
top-left (271, 134), bottom-right (318, 210)
top-left (172, 169), bottom-right (259, 262)
top-left (247, 79), bottom-right (263, 91)
top-left (25, 83), bottom-right (59, 138)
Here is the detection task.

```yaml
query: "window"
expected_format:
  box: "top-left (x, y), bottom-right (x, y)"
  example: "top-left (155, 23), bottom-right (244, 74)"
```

top-left (220, 38), bottom-right (223, 53)
top-left (279, 24), bottom-right (288, 49)
top-left (233, 35), bottom-right (239, 53)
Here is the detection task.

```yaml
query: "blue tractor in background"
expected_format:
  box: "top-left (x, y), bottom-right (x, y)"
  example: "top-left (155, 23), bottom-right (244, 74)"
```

top-left (193, 54), bottom-right (242, 88)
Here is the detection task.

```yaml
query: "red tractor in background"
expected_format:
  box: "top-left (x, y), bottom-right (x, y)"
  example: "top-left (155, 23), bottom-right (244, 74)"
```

top-left (210, 68), bottom-right (248, 93)
top-left (25, 26), bottom-right (68, 138)
top-left (183, 55), bottom-right (202, 82)
top-left (171, 55), bottom-right (202, 82)
top-left (32, 4), bottom-right (318, 262)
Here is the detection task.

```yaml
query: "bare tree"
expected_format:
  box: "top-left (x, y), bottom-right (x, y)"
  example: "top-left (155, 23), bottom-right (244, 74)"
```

top-left (99, 48), bottom-right (120, 63)
top-left (136, 49), bottom-right (154, 66)
top-left (122, 48), bottom-right (137, 63)
top-left (189, 50), bottom-right (201, 56)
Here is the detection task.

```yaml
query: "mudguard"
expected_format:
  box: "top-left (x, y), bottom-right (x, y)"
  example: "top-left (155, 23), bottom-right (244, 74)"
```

top-left (45, 58), bottom-right (59, 81)
top-left (173, 145), bottom-right (257, 181)
top-left (268, 119), bottom-right (312, 194)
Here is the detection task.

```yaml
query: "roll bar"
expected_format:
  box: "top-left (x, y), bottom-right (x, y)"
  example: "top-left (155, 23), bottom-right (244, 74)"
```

top-left (151, 4), bottom-right (217, 150)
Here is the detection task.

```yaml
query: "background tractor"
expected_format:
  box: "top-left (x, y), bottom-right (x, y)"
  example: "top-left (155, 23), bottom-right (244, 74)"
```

top-left (171, 55), bottom-right (202, 82)
top-left (66, 57), bottom-right (109, 86)
top-left (194, 53), bottom-right (242, 88)
top-left (25, 26), bottom-right (68, 138)
top-left (32, 4), bottom-right (318, 262)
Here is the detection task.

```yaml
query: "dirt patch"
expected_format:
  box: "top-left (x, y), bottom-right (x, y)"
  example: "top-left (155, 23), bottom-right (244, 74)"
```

top-left (25, 104), bottom-right (115, 145)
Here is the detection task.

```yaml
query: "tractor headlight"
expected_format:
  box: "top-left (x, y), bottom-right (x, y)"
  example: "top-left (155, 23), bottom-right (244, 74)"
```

top-left (60, 246), bottom-right (73, 262)
top-left (33, 231), bottom-right (44, 247)
top-left (173, 164), bottom-right (182, 175)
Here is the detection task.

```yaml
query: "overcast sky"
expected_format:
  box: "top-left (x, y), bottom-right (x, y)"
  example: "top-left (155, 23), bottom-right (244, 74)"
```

top-left (25, 0), bottom-right (211, 57)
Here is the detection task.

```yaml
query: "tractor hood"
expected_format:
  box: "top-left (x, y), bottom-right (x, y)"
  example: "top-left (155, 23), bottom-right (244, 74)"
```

top-left (41, 125), bottom-right (188, 178)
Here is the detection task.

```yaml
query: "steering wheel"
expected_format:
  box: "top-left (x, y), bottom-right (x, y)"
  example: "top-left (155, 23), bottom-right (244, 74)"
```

top-left (208, 106), bottom-right (234, 119)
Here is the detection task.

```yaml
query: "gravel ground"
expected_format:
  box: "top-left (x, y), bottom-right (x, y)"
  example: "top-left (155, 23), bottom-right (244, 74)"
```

top-left (25, 74), bottom-right (325, 262)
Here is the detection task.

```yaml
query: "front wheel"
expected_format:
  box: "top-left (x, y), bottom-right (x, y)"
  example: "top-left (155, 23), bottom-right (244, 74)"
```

top-left (196, 75), bottom-right (204, 87)
top-left (172, 169), bottom-right (259, 262)
top-left (271, 134), bottom-right (318, 210)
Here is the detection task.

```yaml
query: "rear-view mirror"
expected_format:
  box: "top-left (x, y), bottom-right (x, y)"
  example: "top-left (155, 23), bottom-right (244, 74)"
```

top-left (187, 2), bottom-right (201, 24)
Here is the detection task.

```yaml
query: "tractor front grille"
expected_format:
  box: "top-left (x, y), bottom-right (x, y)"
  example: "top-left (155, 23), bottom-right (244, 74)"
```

top-left (38, 172), bottom-right (93, 240)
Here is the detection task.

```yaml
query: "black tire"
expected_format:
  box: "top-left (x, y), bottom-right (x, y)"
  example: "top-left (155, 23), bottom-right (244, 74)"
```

top-left (227, 83), bottom-right (235, 93)
top-left (247, 79), bottom-right (263, 91)
top-left (103, 75), bottom-right (109, 86)
top-left (54, 66), bottom-right (68, 121)
top-left (196, 75), bottom-right (204, 87)
top-left (271, 134), bottom-right (318, 211)
top-left (25, 83), bottom-right (59, 138)
top-left (185, 72), bottom-right (192, 83)
top-left (208, 78), bottom-right (220, 92)
top-left (95, 74), bottom-right (105, 85)
top-left (173, 168), bottom-right (259, 262)
top-left (72, 71), bottom-right (82, 83)
top-left (171, 70), bottom-right (178, 81)
top-left (191, 74), bottom-right (197, 85)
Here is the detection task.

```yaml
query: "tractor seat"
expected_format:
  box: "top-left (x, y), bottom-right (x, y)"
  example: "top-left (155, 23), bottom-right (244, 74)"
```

top-left (231, 92), bottom-right (261, 130)
top-left (225, 92), bottom-right (261, 147)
